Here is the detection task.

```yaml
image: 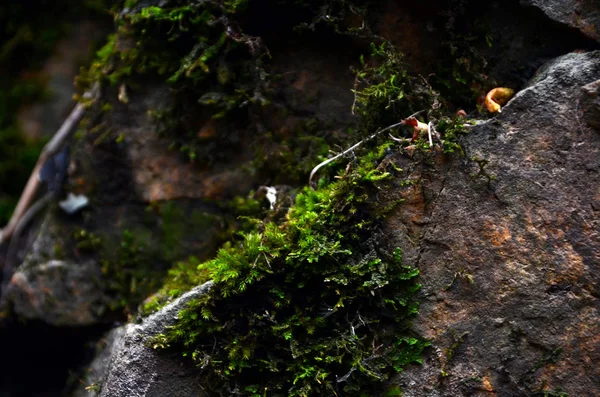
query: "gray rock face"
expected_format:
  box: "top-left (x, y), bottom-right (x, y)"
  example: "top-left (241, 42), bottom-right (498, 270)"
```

top-left (582, 78), bottom-right (600, 130)
top-left (5, 259), bottom-right (104, 326)
top-left (1, 212), bottom-right (107, 326)
top-left (74, 282), bottom-right (213, 397)
top-left (392, 51), bottom-right (600, 396)
top-left (521, 0), bottom-right (600, 43)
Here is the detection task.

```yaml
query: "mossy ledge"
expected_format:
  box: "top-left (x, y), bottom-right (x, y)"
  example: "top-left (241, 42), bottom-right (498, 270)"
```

top-left (73, 0), bottom-right (484, 395)
top-left (152, 150), bottom-right (430, 396)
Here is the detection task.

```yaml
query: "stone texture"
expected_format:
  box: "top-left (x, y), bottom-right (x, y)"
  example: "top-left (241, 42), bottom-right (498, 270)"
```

top-left (581, 78), bottom-right (600, 130)
top-left (391, 51), bottom-right (600, 396)
top-left (72, 282), bottom-right (213, 397)
top-left (1, 212), bottom-right (107, 326)
top-left (521, 0), bottom-right (600, 43)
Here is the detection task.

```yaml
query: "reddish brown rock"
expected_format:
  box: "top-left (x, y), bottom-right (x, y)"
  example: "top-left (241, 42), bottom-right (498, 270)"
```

top-left (390, 51), bottom-right (600, 396)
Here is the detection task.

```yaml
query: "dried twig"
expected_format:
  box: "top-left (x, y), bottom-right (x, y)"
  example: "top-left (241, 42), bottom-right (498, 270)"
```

top-left (0, 86), bottom-right (98, 245)
top-left (388, 133), bottom-right (410, 144)
top-left (309, 110), bottom-right (424, 188)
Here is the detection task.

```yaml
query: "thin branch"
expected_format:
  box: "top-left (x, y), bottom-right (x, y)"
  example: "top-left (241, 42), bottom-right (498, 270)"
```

top-left (309, 110), bottom-right (424, 188)
top-left (0, 85), bottom-right (98, 245)
top-left (388, 133), bottom-right (410, 144)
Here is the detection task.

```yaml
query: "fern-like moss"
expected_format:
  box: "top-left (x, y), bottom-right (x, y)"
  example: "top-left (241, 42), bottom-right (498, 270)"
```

top-left (153, 153), bottom-right (429, 396)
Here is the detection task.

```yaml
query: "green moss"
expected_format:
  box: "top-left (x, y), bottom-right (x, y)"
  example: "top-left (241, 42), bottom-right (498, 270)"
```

top-left (141, 255), bottom-right (212, 315)
top-left (436, 116), bottom-right (469, 155)
top-left (430, 11), bottom-right (495, 109)
top-left (73, 229), bottom-right (103, 252)
top-left (141, 195), bottom-right (268, 315)
top-left (101, 229), bottom-right (162, 312)
top-left (151, 149), bottom-right (429, 396)
top-left (352, 42), bottom-right (434, 135)
top-left (521, 347), bottom-right (569, 396)
top-left (250, 119), bottom-right (333, 185)
top-left (469, 155), bottom-right (496, 187)
top-left (77, 0), bottom-right (266, 163)
top-left (384, 386), bottom-right (403, 397)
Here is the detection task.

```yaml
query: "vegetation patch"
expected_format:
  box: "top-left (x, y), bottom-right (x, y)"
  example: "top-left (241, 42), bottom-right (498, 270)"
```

top-left (75, 1), bottom-right (486, 395)
top-left (77, 0), bottom-right (269, 163)
top-left (136, 6), bottom-right (481, 395)
top-left (154, 149), bottom-right (429, 396)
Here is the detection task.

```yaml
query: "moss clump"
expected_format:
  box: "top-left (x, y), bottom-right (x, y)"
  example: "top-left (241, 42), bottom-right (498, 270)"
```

top-left (430, 7), bottom-right (495, 110)
top-left (77, 0), bottom-right (268, 163)
top-left (352, 42), bottom-right (434, 135)
top-left (141, 255), bottom-right (213, 315)
top-left (153, 148), bottom-right (428, 396)
top-left (141, 195), bottom-right (269, 315)
top-left (98, 200), bottom-right (225, 314)
top-left (100, 229), bottom-right (161, 312)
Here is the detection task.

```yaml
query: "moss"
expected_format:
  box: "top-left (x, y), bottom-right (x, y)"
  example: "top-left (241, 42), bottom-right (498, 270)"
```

top-left (469, 155), bottom-right (496, 187)
top-left (141, 195), bottom-right (269, 315)
top-left (520, 347), bottom-right (569, 396)
top-left (436, 116), bottom-right (470, 155)
top-left (429, 8), bottom-right (495, 109)
top-left (384, 386), bottom-right (403, 397)
top-left (76, 2), bottom-right (496, 394)
top-left (141, 255), bottom-right (213, 315)
top-left (352, 42), bottom-right (434, 135)
top-left (52, 243), bottom-right (65, 260)
top-left (76, 0), bottom-right (268, 163)
top-left (100, 229), bottom-right (163, 313)
top-left (151, 147), bottom-right (429, 396)
top-left (73, 229), bottom-right (103, 252)
top-left (439, 330), bottom-right (469, 378)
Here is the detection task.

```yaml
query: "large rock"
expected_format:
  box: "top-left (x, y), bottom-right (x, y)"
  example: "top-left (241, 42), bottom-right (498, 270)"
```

top-left (392, 51), bottom-right (600, 396)
top-left (73, 282), bottom-right (213, 397)
top-left (1, 212), bottom-right (107, 326)
top-left (521, 0), bottom-right (600, 43)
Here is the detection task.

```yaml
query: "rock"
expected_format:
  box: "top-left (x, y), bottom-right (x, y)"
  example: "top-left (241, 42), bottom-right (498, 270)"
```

top-left (1, 212), bottom-right (107, 326)
top-left (4, 259), bottom-right (105, 326)
top-left (70, 328), bottom-right (121, 397)
top-left (581, 79), bottom-right (600, 130)
top-left (521, 0), bottom-right (600, 43)
top-left (392, 51), bottom-right (600, 395)
top-left (72, 282), bottom-right (213, 397)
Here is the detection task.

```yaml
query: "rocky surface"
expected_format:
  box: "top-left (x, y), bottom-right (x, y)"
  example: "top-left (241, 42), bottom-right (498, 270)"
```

top-left (66, 50), bottom-right (600, 397)
top-left (73, 282), bottom-right (213, 397)
top-left (1, 211), bottom-right (107, 326)
top-left (1, 1), bottom-right (599, 396)
top-left (391, 51), bottom-right (600, 396)
top-left (522, 0), bottom-right (600, 43)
